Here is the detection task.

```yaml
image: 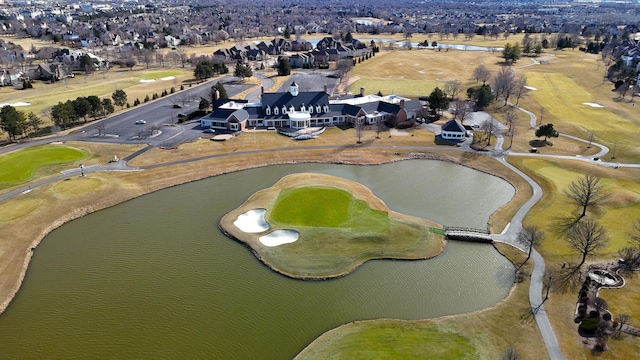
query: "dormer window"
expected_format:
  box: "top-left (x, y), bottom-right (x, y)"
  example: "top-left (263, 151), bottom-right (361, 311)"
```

top-left (282, 105), bottom-right (287, 114)
top-left (300, 104), bottom-right (306, 112)
top-left (274, 107), bottom-right (279, 115)
top-left (289, 105), bottom-right (295, 113)
top-left (316, 105), bottom-right (321, 113)
top-left (308, 106), bottom-right (313, 114)
top-left (323, 105), bottom-right (329, 113)
top-left (265, 105), bottom-right (271, 115)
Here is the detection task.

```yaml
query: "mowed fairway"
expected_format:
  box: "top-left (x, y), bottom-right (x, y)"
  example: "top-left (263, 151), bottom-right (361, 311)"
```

top-left (295, 320), bottom-right (478, 360)
top-left (0, 145), bottom-right (87, 188)
top-left (348, 49), bottom-right (505, 97)
top-left (525, 71), bottom-right (640, 157)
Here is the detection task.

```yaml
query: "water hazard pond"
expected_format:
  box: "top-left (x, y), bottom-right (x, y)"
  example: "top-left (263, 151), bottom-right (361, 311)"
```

top-left (0, 161), bottom-right (516, 359)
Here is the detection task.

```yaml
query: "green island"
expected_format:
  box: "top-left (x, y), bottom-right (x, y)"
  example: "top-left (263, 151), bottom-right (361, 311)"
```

top-left (219, 173), bottom-right (445, 279)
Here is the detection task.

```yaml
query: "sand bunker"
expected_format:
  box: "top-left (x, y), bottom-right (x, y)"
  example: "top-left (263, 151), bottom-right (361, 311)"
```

top-left (259, 230), bottom-right (299, 247)
top-left (161, 76), bottom-right (176, 81)
top-left (233, 209), bottom-right (269, 233)
top-left (524, 86), bottom-right (537, 91)
top-left (140, 79), bottom-right (156, 83)
top-left (0, 102), bottom-right (31, 107)
top-left (583, 102), bottom-right (604, 108)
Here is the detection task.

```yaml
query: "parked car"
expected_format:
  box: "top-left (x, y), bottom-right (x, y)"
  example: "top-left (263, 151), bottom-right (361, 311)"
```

top-left (172, 104), bottom-right (182, 109)
top-left (178, 113), bottom-right (187, 118)
top-left (135, 120), bottom-right (146, 124)
top-left (202, 129), bottom-right (215, 134)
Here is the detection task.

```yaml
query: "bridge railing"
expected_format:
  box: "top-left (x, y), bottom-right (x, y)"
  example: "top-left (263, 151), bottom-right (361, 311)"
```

top-left (444, 226), bottom-right (490, 235)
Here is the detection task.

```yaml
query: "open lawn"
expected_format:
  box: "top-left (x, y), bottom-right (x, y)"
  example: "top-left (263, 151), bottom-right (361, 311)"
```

top-left (0, 65), bottom-right (198, 135)
top-left (0, 145), bottom-right (86, 189)
top-left (347, 49), bottom-right (505, 97)
top-left (220, 173), bottom-right (444, 279)
top-left (508, 157), bottom-right (640, 258)
top-left (507, 156), bottom-right (640, 359)
top-left (295, 320), bottom-right (479, 360)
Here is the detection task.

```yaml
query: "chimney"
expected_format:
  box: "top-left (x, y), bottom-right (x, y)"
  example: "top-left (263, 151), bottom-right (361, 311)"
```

top-left (323, 84), bottom-right (328, 94)
top-left (400, 99), bottom-right (405, 109)
top-left (360, 87), bottom-right (365, 97)
top-left (261, 86), bottom-right (264, 97)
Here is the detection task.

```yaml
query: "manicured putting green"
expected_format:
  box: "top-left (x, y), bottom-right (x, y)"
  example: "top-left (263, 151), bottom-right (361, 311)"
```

top-left (0, 145), bottom-right (86, 185)
top-left (270, 187), bottom-right (351, 227)
top-left (269, 186), bottom-right (388, 229)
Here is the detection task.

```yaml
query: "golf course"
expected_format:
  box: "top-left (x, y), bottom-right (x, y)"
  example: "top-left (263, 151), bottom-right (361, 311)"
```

top-left (0, 31), bottom-right (639, 359)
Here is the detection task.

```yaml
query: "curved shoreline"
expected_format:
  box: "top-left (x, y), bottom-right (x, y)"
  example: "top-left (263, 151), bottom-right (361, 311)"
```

top-left (219, 173), bottom-right (447, 280)
top-left (0, 150), bottom-right (528, 317)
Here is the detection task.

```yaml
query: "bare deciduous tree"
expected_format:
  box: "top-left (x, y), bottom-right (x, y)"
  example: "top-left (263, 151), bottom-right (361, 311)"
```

top-left (473, 64), bottom-right (491, 85)
top-left (516, 225), bottom-right (545, 271)
top-left (443, 79), bottom-right (463, 100)
top-left (176, 48), bottom-right (188, 68)
top-left (513, 76), bottom-right (529, 105)
top-left (354, 118), bottom-right (365, 144)
top-left (566, 218), bottom-right (609, 269)
top-left (479, 117), bottom-right (497, 146)
top-left (453, 101), bottom-right (473, 124)
top-left (493, 67), bottom-right (517, 105)
top-left (613, 314), bottom-right (631, 339)
top-left (500, 346), bottom-right (521, 360)
top-left (375, 117), bottom-right (385, 139)
top-left (531, 267), bottom-right (558, 314)
top-left (563, 174), bottom-right (609, 218)
top-left (630, 219), bottom-right (640, 246)
top-left (505, 108), bottom-right (518, 149)
top-left (336, 59), bottom-right (354, 80)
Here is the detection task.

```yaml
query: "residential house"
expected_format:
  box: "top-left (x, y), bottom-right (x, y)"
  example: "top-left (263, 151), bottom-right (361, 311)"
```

top-left (291, 40), bottom-right (312, 52)
top-left (32, 63), bottom-right (73, 81)
top-left (288, 53), bottom-right (314, 68)
top-left (165, 35), bottom-right (180, 48)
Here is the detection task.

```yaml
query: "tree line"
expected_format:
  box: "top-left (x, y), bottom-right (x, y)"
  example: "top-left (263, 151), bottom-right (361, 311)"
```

top-left (50, 96), bottom-right (115, 130)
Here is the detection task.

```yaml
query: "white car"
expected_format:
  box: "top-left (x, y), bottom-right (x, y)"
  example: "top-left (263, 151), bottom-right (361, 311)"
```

top-left (135, 120), bottom-right (146, 124)
top-left (202, 129), bottom-right (215, 134)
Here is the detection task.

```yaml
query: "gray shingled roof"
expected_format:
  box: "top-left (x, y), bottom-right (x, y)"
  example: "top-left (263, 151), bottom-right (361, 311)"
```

top-left (442, 119), bottom-right (466, 132)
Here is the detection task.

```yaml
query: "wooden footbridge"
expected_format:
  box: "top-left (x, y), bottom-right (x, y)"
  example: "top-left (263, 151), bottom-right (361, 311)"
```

top-left (444, 226), bottom-right (493, 243)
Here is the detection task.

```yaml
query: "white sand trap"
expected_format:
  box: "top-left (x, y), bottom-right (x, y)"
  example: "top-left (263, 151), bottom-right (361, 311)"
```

top-left (583, 102), bottom-right (604, 108)
top-left (259, 229), bottom-right (299, 247)
top-left (233, 208), bottom-right (270, 233)
top-left (140, 79), bottom-right (156, 83)
top-left (524, 86), bottom-right (537, 91)
top-left (418, 70), bottom-right (425, 74)
top-left (161, 76), bottom-right (176, 81)
top-left (0, 102), bottom-right (31, 107)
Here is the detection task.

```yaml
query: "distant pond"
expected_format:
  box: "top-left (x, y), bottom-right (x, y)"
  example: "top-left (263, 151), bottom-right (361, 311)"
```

top-left (0, 161), bottom-right (515, 359)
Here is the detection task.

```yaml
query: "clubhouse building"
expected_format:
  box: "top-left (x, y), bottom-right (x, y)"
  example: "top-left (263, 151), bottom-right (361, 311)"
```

top-left (200, 82), bottom-right (411, 132)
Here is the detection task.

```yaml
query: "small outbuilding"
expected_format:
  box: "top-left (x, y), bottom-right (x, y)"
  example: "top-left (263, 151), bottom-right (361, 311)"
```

top-left (440, 119), bottom-right (467, 141)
